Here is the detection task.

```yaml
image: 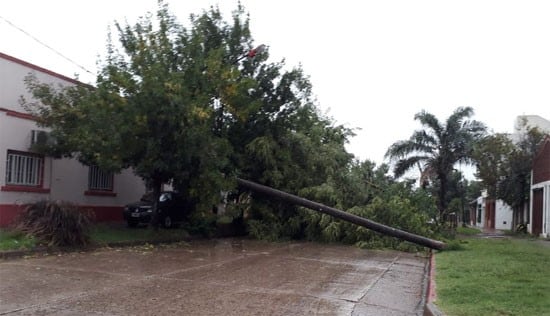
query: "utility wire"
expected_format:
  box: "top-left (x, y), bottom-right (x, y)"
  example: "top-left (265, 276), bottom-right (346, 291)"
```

top-left (0, 15), bottom-right (94, 75)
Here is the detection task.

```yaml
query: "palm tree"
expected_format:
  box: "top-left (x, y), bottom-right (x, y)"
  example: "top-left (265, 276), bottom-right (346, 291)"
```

top-left (385, 107), bottom-right (486, 221)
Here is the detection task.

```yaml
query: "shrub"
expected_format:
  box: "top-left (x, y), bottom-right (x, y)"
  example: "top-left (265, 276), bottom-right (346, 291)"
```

top-left (516, 223), bottom-right (527, 234)
top-left (15, 200), bottom-right (93, 247)
top-left (183, 210), bottom-right (216, 237)
top-left (247, 219), bottom-right (284, 241)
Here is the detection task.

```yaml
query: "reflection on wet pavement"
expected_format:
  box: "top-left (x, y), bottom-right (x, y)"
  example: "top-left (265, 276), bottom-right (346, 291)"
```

top-left (0, 238), bottom-right (428, 315)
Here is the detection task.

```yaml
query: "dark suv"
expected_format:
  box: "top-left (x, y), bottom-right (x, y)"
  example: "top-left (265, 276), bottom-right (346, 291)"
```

top-left (123, 192), bottom-right (190, 228)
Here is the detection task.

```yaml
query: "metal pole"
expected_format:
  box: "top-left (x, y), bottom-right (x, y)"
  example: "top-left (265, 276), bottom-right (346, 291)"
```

top-left (237, 178), bottom-right (446, 250)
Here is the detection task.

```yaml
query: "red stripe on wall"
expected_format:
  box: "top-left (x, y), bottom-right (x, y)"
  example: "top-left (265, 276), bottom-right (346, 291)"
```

top-left (0, 204), bottom-right (25, 227)
top-left (0, 204), bottom-right (124, 227)
top-left (82, 205), bottom-right (124, 222)
top-left (1, 185), bottom-right (50, 193)
top-left (0, 108), bottom-right (38, 121)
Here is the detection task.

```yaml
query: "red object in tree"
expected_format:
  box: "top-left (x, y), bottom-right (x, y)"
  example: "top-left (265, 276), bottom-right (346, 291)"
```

top-left (247, 44), bottom-right (266, 58)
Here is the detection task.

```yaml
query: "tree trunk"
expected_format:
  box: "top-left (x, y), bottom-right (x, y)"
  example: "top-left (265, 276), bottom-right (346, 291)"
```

top-left (438, 173), bottom-right (448, 223)
top-left (150, 178), bottom-right (162, 231)
top-left (511, 209), bottom-right (516, 231)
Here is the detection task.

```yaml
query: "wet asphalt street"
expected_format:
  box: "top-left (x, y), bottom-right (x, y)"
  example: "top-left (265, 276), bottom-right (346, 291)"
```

top-left (0, 239), bottom-right (428, 315)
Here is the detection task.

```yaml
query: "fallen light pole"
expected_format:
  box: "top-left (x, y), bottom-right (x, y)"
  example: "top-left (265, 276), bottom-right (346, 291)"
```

top-left (237, 178), bottom-right (446, 250)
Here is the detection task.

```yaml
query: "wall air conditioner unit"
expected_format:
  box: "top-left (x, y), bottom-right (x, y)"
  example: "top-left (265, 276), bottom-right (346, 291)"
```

top-left (30, 130), bottom-right (55, 150)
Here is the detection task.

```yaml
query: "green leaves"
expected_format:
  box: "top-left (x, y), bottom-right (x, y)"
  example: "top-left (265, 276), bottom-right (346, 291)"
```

top-left (386, 107), bottom-right (486, 221)
top-left (25, 3), bottom-right (441, 247)
top-left (497, 126), bottom-right (547, 210)
top-left (472, 133), bottom-right (514, 198)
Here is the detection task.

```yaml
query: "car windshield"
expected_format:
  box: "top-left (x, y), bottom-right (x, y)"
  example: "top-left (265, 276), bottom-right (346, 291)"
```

top-left (140, 193), bottom-right (154, 202)
top-left (159, 193), bottom-right (171, 202)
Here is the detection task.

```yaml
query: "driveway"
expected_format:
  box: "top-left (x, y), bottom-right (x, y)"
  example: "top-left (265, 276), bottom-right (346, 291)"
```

top-left (0, 239), bottom-right (428, 315)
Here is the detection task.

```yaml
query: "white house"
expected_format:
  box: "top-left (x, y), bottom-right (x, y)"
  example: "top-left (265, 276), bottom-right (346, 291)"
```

top-left (471, 191), bottom-right (513, 231)
top-left (471, 115), bottom-right (550, 231)
top-left (0, 52), bottom-right (146, 227)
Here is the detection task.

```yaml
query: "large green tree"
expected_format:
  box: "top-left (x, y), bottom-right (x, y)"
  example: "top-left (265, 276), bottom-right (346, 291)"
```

top-left (22, 3), bottom-right (355, 231)
top-left (385, 107), bottom-right (486, 221)
top-left (472, 133), bottom-right (514, 198)
top-left (472, 123), bottom-right (548, 230)
top-left (497, 126), bottom-right (547, 228)
top-left (23, 4), bottom-right (242, 226)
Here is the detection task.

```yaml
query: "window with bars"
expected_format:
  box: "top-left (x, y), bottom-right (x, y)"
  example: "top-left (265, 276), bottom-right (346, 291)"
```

top-left (88, 166), bottom-right (113, 191)
top-left (5, 151), bottom-right (44, 186)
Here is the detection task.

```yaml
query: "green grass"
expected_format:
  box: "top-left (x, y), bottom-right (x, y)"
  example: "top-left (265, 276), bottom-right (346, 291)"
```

top-left (0, 229), bottom-right (37, 250)
top-left (456, 226), bottom-right (481, 236)
top-left (89, 224), bottom-right (190, 245)
top-left (436, 237), bottom-right (550, 316)
top-left (1, 224), bottom-right (190, 251)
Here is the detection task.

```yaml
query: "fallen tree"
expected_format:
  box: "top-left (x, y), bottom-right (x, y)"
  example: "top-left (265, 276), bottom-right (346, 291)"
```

top-left (237, 178), bottom-right (446, 250)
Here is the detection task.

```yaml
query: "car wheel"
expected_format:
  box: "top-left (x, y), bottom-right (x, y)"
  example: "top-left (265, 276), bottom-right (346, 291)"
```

top-left (163, 215), bottom-right (173, 228)
top-left (127, 220), bottom-right (138, 228)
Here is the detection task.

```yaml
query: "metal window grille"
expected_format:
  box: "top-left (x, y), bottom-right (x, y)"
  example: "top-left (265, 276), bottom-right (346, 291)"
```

top-left (88, 166), bottom-right (113, 191)
top-left (5, 152), bottom-right (43, 186)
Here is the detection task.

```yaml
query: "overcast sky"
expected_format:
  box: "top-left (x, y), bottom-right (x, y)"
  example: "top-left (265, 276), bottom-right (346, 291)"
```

top-left (2, 0), bottom-right (549, 169)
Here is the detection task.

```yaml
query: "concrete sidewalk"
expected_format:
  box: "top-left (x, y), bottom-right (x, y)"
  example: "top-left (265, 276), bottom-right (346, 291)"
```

top-left (0, 238), bottom-right (429, 315)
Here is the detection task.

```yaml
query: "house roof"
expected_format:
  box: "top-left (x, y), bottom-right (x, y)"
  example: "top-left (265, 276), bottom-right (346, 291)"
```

top-left (0, 51), bottom-right (84, 86)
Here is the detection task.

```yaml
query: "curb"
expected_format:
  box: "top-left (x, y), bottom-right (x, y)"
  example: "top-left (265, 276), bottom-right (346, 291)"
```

top-left (0, 246), bottom-right (49, 259)
top-left (423, 250), bottom-right (445, 316)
